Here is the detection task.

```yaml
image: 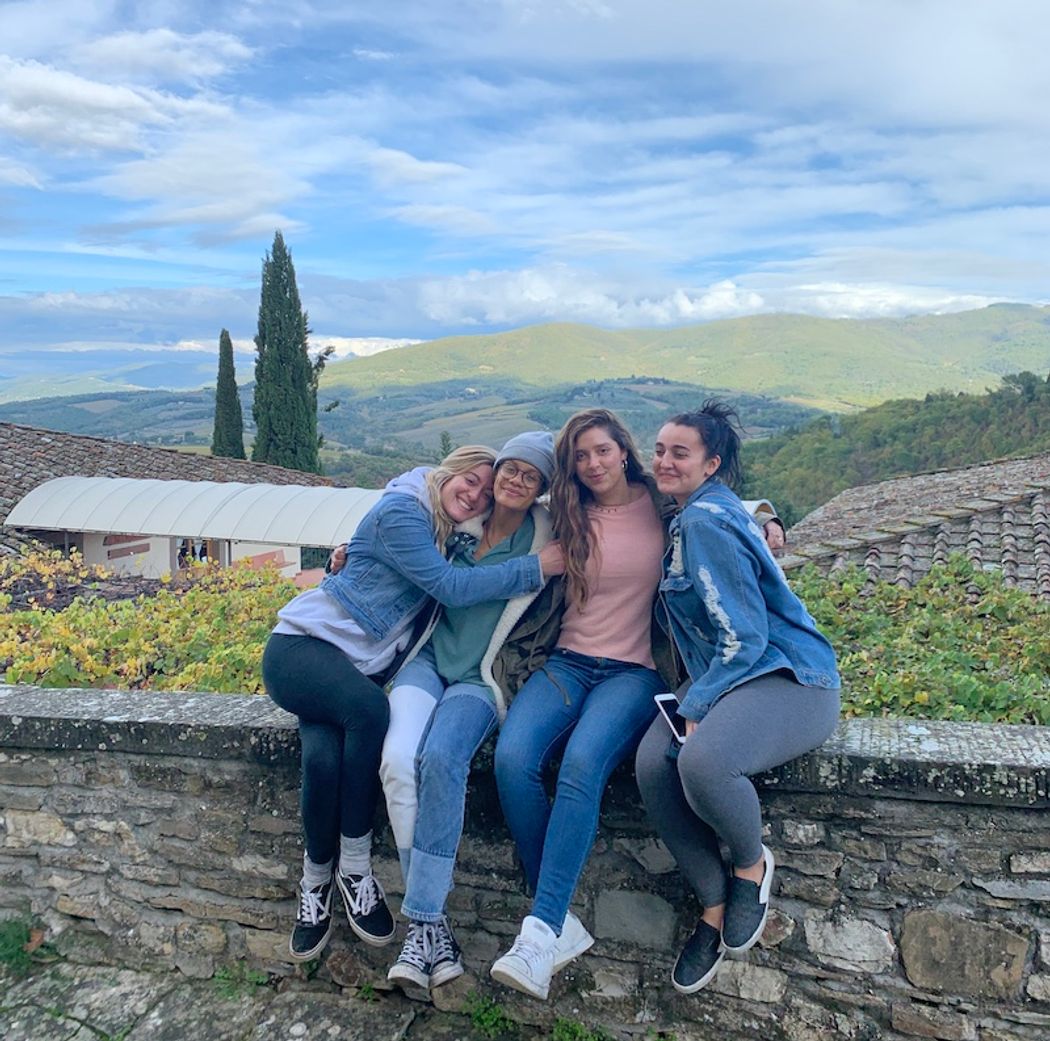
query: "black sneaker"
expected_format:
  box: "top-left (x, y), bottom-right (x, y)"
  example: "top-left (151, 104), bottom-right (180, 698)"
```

top-left (672, 920), bottom-right (725, 994)
top-left (430, 916), bottom-right (464, 988)
top-left (722, 844), bottom-right (775, 953)
top-left (387, 920), bottom-right (434, 996)
top-left (289, 878), bottom-right (334, 961)
top-left (336, 871), bottom-right (396, 946)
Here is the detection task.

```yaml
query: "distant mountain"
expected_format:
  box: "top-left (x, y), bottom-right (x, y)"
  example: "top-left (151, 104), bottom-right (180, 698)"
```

top-left (320, 304), bottom-right (1050, 410)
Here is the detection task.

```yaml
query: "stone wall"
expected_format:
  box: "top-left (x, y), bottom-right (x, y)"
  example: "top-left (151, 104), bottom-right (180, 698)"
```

top-left (1, 683), bottom-right (1048, 1041)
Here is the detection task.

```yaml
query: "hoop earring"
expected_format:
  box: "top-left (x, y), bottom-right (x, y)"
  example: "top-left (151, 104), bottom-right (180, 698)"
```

top-left (622, 460), bottom-right (627, 471)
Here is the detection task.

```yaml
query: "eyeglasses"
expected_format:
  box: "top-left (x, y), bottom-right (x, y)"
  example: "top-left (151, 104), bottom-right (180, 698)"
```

top-left (499, 463), bottom-right (542, 489)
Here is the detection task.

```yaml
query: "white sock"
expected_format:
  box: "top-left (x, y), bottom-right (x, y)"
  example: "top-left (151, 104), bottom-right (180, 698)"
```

top-left (339, 831), bottom-right (372, 877)
top-left (302, 853), bottom-right (333, 890)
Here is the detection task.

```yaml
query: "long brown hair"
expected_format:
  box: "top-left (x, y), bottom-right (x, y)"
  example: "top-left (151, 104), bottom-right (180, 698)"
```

top-left (551, 409), bottom-right (657, 607)
top-left (425, 445), bottom-right (497, 547)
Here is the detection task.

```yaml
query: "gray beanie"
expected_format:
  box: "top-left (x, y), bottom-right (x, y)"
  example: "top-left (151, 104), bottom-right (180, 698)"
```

top-left (495, 430), bottom-right (556, 487)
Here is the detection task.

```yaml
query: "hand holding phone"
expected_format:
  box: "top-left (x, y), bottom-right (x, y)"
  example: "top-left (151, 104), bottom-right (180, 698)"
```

top-left (654, 692), bottom-right (688, 744)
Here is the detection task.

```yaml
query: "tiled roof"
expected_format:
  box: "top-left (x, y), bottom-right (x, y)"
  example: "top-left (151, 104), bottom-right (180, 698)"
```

top-left (784, 451), bottom-right (1050, 599)
top-left (0, 422), bottom-right (330, 556)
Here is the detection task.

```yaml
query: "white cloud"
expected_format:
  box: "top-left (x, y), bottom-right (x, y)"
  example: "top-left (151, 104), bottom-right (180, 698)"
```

top-left (72, 29), bottom-right (253, 85)
top-left (0, 56), bottom-right (226, 152)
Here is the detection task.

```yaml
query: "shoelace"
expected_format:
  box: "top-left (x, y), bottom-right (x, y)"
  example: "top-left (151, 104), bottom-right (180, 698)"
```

top-left (344, 872), bottom-right (383, 916)
top-left (298, 885), bottom-right (328, 926)
top-left (431, 919), bottom-right (458, 965)
top-left (398, 921), bottom-right (435, 970)
top-left (505, 933), bottom-right (546, 969)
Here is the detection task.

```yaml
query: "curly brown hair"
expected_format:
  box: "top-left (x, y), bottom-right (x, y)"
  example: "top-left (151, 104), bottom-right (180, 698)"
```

top-left (550, 408), bottom-right (658, 607)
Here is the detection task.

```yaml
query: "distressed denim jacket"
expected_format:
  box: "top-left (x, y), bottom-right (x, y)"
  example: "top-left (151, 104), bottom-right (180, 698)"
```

top-left (321, 487), bottom-right (543, 643)
top-left (660, 479), bottom-right (840, 722)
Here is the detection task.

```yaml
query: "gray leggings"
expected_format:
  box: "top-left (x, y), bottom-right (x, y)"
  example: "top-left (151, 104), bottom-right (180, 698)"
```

top-left (634, 672), bottom-right (840, 909)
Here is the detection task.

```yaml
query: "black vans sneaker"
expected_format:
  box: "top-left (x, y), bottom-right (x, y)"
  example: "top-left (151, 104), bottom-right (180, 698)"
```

top-left (672, 920), bottom-right (725, 994)
top-left (722, 844), bottom-right (775, 953)
top-left (289, 878), bottom-right (334, 961)
top-left (336, 871), bottom-right (396, 946)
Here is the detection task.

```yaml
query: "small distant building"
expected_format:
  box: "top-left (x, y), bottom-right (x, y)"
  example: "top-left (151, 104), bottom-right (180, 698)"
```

top-left (6, 476), bottom-right (382, 579)
top-left (783, 451), bottom-right (1050, 600)
top-left (0, 423), bottom-right (378, 578)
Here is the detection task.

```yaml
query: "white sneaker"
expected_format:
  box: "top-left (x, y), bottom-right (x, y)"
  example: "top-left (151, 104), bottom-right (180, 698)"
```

top-left (553, 911), bottom-right (594, 971)
top-left (490, 915), bottom-right (559, 1000)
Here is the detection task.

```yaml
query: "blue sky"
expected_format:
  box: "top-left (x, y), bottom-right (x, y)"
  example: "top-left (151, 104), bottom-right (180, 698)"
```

top-left (1, 0), bottom-right (1049, 361)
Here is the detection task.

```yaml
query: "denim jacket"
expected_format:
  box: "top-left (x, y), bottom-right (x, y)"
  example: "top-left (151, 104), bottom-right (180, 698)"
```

top-left (320, 469), bottom-right (543, 643)
top-left (660, 479), bottom-right (839, 722)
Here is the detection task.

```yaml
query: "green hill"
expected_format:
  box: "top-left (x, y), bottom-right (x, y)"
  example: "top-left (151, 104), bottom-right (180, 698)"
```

top-left (320, 305), bottom-right (1050, 411)
top-left (741, 370), bottom-right (1050, 525)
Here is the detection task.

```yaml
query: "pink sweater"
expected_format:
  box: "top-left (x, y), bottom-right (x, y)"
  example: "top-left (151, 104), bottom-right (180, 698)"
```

top-left (557, 491), bottom-right (665, 669)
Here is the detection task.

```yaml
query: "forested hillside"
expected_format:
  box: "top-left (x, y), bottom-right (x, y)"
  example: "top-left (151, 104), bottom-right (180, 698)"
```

top-left (742, 371), bottom-right (1050, 525)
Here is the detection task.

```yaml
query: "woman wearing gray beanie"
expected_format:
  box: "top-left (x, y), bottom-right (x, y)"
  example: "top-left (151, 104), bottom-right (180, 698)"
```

top-left (382, 431), bottom-right (560, 999)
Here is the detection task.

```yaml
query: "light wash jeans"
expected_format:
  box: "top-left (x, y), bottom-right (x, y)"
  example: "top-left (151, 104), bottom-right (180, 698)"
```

top-left (395, 651), bottom-right (499, 923)
top-left (493, 648), bottom-right (663, 933)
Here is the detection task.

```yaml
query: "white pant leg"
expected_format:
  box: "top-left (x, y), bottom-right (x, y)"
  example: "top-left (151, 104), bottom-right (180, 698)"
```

top-left (380, 683), bottom-right (439, 881)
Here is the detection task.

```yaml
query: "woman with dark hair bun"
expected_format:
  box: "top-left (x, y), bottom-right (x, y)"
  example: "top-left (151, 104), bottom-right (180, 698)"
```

top-left (635, 400), bottom-right (840, 995)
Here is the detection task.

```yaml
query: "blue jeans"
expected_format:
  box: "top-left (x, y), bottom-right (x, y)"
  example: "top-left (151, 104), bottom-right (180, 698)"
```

top-left (494, 648), bottom-right (663, 932)
top-left (399, 653), bottom-right (498, 923)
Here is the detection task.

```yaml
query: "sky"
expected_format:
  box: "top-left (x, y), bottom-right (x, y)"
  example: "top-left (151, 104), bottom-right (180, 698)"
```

top-left (2, 0), bottom-right (1049, 361)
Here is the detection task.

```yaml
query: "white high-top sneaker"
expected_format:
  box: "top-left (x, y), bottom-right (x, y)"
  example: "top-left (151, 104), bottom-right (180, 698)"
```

top-left (553, 910), bottom-right (594, 971)
top-left (490, 915), bottom-right (559, 1000)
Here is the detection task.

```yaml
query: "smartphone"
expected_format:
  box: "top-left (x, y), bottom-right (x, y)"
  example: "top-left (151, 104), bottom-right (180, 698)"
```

top-left (654, 692), bottom-right (688, 744)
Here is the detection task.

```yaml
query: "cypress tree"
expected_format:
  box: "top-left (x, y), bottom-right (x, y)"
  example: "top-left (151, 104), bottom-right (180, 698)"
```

top-left (211, 328), bottom-right (246, 459)
top-left (251, 231), bottom-right (324, 473)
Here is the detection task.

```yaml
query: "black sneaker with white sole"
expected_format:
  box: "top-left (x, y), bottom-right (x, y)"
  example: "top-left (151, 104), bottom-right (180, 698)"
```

top-left (289, 878), bottom-right (334, 961)
top-left (672, 920), bottom-right (725, 994)
top-left (722, 844), bottom-right (775, 953)
top-left (387, 920), bottom-right (434, 996)
top-left (429, 916), bottom-right (464, 988)
top-left (336, 871), bottom-right (396, 946)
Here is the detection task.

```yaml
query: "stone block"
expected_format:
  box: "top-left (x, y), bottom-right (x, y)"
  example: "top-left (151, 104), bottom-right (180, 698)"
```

top-left (176, 920), bottom-right (228, 955)
top-left (781, 821), bottom-right (826, 847)
top-left (39, 850), bottom-right (111, 874)
top-left (890, 1002), bottom-right (977, 1040)
top-left (758, 908), bottom-right (795, 948)
top-left (56, 893), bottom-right (101, 919)
top-left (174, 952), bottom-right (215, 979)
top-left (955, 848), bottom-right (1003, 873)
top-left (230, 854), bottom-right (289, 880)
top-left (147, 892), bottom-right (278, 930)
top-left (158, 816), bottom-right (200, 840)
top-left (1027, 974), bottom-right (1050, 1002)
top-left (778, 850), bottom-right (844, 877)
top-left (887, 869), bottom-right (964, 896)
top-left (584, 964), bottom-right (639, 999)
top-left (899, 910), bottom-right (1027, 1000)
top-left (0, 785), bottom-right (45, 810)
top-left (594, 890), bottom-right (676, 949)
top-left (118, 864), bottom-right (180, 887)
top-left (244, 927), bottom-right (295, 965)
top-left (4, 810), bottom-right (76, 848)
top-left (612, 836), bottom-right (678, 874)
top-left (136, 921), bottom-right (175, 957)
top-left (973, 878), bottom-right (1050, 902)
top-left (803, 913), bottom-right (896, 973)
top-left (778, 874), bottom-right (839, 907)
top-left (1040, 926), bottom-right (1050, 969)
top-left (708, 959), bottom-right (788, 1004)
top-left (248, 814), bottom-right (300, 835)
top-left (0, 760), bottom-right (57, 786)
top-left (1010, 851), bottom-right (1050, 874)
top-left (841, 837), bottom-right (887, 861)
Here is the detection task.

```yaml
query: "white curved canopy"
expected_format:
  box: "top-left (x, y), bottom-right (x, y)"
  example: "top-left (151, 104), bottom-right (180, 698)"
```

top-left (5, 476), bottom-right (385, 547)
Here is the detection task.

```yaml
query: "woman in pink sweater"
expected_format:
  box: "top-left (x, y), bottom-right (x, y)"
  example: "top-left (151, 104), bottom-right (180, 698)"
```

top-left (490, 408), bottom-right (668, 999)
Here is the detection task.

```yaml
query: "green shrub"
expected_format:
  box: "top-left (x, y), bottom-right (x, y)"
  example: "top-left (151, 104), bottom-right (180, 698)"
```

top-left (792, 555), bottom-right (1050, 725)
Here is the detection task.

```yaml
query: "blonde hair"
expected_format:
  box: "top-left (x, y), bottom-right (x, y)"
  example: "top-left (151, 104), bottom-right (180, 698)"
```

top-left (551, 409), bottom-right (658, 607)
top-left (426, 444), bottom-right (497, 547)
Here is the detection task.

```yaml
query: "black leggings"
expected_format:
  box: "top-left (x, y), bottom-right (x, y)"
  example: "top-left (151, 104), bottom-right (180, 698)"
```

top-left (262, 633), bottom-right (390, 865)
